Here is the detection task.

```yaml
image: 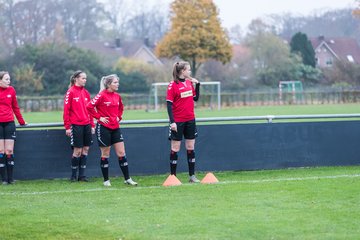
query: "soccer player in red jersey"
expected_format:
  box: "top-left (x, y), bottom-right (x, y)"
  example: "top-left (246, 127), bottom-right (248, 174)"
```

top-left (0, 71), bottom-right (27, 184)
top-left (166, 62), bottom-right (201, 183)
top-left (63, 71), bottom-right (95, 182)
top-left (87, 74), bottom-right (137, 187)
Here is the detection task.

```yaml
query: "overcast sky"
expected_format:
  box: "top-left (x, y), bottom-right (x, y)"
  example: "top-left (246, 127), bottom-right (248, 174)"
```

top-left (211, 0), bottom-right (357, 30)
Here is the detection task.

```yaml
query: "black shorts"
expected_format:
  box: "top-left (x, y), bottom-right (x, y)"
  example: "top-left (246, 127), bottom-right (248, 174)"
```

top-left (0, 121), bottom-right (16, 140)
top-left (70, 124), bottom-right (93, 148)
top-left (168, 119), bottom-right (197, 141)
top-left (96, 123), bottom-right (123, 147)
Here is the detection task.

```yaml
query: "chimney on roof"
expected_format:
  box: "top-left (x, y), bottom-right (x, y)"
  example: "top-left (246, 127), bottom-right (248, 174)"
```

top-left (144, 37), bottom-right (150, 47)
top-left (115, 38), bottom-right (121, 48)
top-left (318, 35), bottom-right (325, 41)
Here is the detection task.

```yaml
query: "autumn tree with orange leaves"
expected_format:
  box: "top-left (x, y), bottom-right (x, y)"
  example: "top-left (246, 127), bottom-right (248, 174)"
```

top-left (155, 0), bottom-right (232, 77)
top-left (353, 0), bottom-right (360, 16)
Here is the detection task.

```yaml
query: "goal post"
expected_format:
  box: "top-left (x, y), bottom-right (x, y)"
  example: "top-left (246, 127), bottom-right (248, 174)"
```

top-left (147, 81), bottom-right (221, 111)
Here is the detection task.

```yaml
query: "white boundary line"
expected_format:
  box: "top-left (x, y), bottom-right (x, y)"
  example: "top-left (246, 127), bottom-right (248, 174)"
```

top-left (1, 174), bottom-right (360, 196)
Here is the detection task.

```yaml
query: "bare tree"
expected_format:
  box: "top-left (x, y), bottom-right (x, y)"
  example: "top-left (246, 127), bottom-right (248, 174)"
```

top-left (126, 2), bottom-right (169, 43)
top-left (57, 0), bottom-right (103, 42)
top-left (0, 0), bottom-right (19, 50)
top-left (103, 0), bottom-right (131, 39)
top-left (228, 24), bottom-right (243, 44)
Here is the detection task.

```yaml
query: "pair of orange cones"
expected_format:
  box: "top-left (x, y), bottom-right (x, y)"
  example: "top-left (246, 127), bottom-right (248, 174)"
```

top-left (162, 172), bottom-right (219, 186)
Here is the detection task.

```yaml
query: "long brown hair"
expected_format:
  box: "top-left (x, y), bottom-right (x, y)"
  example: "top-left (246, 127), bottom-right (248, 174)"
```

top-left (172, 61), bottom-right (190, 83)
top-left (0, 71), bottom-right (9, 80)
top-left (69, 70), bottom-right (83, 88)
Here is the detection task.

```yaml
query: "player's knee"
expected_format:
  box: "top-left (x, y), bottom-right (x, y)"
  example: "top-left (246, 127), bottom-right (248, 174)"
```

top-left (73, 148), bottom-right (82, 157)
top-left (73, 152), bottom-right (81, 158)
top-left (171, 145), bottom-right (180, 152)
top-left (117, 150), bottom-right (125, 157)
top-left (185, 142), bottom-right (194, 150)
top-left (82, 146), bottom-right (90, 155)
top-left (5, 149), bottom-right (13, 155)
top-left (101, 148), bottom-right (111, 157)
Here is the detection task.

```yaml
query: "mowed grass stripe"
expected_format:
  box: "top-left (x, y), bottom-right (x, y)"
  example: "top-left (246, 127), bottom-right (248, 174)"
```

top-left (1, 167), bottom-right (360, 240)
top-left (2, 173), bottom-right (360, 196)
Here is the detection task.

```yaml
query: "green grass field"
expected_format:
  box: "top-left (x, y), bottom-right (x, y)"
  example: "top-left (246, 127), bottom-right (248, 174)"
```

top-left (1, 166), bottom-right (360, 239)
top-left (6, 103), bottom-right (360, 239)
top-left (22, 103), bottom-right (360, 124)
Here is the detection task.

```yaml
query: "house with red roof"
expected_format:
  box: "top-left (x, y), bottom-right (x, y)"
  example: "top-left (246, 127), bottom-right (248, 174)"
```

top-left (75, 38), bottom-right (163, 66)
top-left (309, 36), bottom-right (360, 68)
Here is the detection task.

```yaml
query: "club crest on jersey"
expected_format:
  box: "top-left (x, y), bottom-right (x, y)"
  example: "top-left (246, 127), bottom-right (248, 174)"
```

top-left (180, 90), bottom-right (192, 98)
top-left (7, 94), bottom-right (11, 98)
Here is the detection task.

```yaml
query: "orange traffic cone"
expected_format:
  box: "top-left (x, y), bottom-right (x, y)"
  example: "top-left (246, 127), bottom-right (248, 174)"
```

top-left (162, 174), bottom-right (182, 187)
top-left (201, 172), bottom-right (219, 184)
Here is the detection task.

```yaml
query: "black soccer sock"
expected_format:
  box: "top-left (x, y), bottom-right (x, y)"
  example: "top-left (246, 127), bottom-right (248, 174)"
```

top-left (187, 150), bottom-right (195, 176)
top-left (78, 155), bottom-right (87, 178)
top-left (118, 156), bottom-right (130, 180)
top-left (71, 156), bottom-right (80, 179)
top-left (170, 150), bottom-right (178, 176)
top-left (0, 153), bottom-right (6, 182)
top-left (100, 157), bottom-right (109, 181)
top-left (6, 154), bottom-right (14, 183)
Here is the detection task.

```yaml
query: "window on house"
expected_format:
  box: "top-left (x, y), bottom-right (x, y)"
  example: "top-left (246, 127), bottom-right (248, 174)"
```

top-left (326, 57), bottom-right (333, 66)
top-left (347, 55), bottom-right (354, 63)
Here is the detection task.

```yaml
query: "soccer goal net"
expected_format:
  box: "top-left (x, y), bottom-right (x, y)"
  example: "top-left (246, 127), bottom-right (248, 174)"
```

top-left (147, 81), bottom-right (221, 111)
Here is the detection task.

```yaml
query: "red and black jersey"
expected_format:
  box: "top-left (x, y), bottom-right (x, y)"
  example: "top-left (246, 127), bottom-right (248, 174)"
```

top-left (166, 79), bottom-right (196, 122)
top-left (87, 90), bottom-right (124, 130)
top-left (63, 85), bottom-right (94, 130)
top-left (0, 86), bottom-right (25, 125)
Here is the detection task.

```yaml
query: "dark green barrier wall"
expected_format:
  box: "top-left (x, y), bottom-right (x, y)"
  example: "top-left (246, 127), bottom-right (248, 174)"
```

top-left (14, 121), bottom-right (360, 180)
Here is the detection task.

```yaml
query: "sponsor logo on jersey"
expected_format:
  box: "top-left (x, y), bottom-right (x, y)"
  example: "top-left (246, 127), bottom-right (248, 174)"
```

top-left (104, 101), bottom-right (111, 106)
top-left (73, 97), bottom-right (79, 102)
top-left (180, 90), bottom-right (193, 98)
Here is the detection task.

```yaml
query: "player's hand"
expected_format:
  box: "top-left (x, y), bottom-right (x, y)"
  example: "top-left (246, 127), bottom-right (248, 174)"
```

top-left (21, 122), bottom-right (28, 126)
top-left (65, 129), bottom-right (71, 137)
top-left (189, 78), bottom-right (199, 84)
top-left (100, 117), bottom-right (109, 124)
top-left (170, 122), bottom-right (177, 132)
top-left (91, 128), bottom-right (95, 134)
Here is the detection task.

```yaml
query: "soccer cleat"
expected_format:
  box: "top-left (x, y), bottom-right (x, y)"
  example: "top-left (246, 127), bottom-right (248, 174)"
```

top-left (189, 175), bottom-right (200, 183)
top-left (70, 176), bottom-right (77, 182)
top-left (78, 176), bottom-right (89, 182)
top-left (103, 180), bottom-right (111, 187)
top-left (124, 178), bottom-right (138, 186)
top-left (2, 181), bottom-right (8, 185)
